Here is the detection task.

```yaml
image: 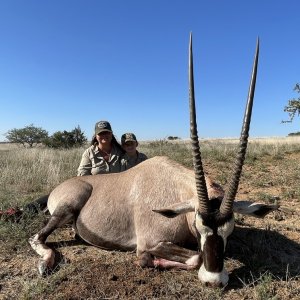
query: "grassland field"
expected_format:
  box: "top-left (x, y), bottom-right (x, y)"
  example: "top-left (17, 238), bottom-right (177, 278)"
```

top-left (0, 137), bottom-right (300, 299)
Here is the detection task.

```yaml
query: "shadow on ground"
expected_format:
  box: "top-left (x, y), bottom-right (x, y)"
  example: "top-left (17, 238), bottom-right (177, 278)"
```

top-left (226, 225), bottom-right (300, 289)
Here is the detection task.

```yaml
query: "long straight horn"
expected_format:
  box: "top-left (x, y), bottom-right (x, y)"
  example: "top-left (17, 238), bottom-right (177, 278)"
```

top-left (219, 38), bottom-right (260, 216)
top-left (189, 33), bottom-right (210, 215)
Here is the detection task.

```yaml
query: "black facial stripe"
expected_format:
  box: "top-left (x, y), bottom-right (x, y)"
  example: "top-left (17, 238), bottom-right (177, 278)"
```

top-left (203, 234), bottom-right (224, 272)
top-left (200, 211), bottom-right (234, 231)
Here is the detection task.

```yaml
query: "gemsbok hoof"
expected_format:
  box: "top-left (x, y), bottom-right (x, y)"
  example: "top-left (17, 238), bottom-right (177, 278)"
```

top-left (28, 234), bottom-right (55, 276)
top-left (38, 259), bottom-right (52, 276)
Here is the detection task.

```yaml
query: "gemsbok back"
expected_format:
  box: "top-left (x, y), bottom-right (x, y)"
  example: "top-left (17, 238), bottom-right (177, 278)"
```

top-left (29, 34), bottom-right (278, 287)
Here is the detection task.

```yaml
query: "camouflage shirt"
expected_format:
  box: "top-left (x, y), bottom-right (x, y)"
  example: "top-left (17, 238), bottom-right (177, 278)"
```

top-left (77, 144), bottom-right (123, 176)
top-left (120, 151), bottom-right (148, 171)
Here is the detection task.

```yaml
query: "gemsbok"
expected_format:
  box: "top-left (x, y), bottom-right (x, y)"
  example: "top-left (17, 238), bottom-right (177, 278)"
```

top-left (29, 34), bottom-right (278, 287)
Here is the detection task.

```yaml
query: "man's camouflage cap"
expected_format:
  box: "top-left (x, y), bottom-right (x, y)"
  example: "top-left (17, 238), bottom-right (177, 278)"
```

top-left (95, 121), bottom-right (112, 135)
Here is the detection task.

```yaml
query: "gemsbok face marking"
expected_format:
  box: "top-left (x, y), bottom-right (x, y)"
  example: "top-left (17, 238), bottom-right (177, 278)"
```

top-left (29, 34), bottom-right (278, 288)
top-left (194, 212), bottom-right (235, 286)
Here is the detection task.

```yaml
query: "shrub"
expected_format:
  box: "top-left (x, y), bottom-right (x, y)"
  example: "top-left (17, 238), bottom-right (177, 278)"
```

top-left (43, 126), bottom-right (87, 149)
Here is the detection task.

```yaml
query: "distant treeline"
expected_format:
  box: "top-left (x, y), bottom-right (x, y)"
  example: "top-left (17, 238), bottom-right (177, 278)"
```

top-left (288, 132), bottom-right (300, 136)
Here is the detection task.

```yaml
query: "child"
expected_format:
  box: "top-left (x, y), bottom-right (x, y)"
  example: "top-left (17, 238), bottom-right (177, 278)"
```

top-left (120, 133), bottom-right (147, 171)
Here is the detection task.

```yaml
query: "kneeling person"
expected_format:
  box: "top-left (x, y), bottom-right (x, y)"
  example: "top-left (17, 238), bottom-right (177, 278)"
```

top-left (121, 133), bottom-right (147, 171)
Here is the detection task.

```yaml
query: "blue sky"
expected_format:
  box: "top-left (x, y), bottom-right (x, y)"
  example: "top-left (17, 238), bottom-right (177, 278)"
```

top-left (0, 1), bottom-right (299, 142)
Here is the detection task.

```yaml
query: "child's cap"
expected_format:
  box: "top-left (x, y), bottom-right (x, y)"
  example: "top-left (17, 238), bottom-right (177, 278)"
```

top-left (121, 133), bottom-right (137, 144)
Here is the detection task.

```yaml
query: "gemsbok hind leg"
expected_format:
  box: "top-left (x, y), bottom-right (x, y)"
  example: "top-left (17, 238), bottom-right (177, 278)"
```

top-left (29, 208), bottom-right (77, 275)
top-left (29, 180), bottom-right (93, 275)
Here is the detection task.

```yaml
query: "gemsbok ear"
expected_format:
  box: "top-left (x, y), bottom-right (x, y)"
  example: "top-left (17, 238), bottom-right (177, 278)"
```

top-left (153, 201), bottom-right (195, 218)
top-left (233, 200), bottom-right (279, 218)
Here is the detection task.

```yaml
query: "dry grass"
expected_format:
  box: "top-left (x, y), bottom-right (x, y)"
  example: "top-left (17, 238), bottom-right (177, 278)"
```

top-left (0, 146), bottom-right (82, 209)
top-left (0, 138), bottom-right (300, 299)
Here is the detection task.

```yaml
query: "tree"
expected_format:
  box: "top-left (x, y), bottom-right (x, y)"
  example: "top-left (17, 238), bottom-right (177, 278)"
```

top-left (283, 83), bottom-right (300, 123)
top-left (167, 136), bottom-right (180, 140)
top-left (43, 126), bottom-right (87, 149)
top-left (5, 124), bottom-right (48, 147)
top-left (71, 126), bottom-right (88, 146)
top-left (288, 131), bottom-right (300, 136)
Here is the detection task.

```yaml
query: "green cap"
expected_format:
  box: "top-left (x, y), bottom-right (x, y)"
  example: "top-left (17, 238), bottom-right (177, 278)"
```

top-left (95, 121), bottom-right (112, 135)
top-left (121, 133), bottom-right (137, 144)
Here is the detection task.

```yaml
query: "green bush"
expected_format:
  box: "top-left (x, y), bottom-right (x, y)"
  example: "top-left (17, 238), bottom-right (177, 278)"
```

top-left (43, 126), bottom-right (87, 149)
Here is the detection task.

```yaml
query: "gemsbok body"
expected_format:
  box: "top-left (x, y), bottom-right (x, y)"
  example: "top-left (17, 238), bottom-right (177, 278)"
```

top-left (29, 34), bottom-right (278, 287)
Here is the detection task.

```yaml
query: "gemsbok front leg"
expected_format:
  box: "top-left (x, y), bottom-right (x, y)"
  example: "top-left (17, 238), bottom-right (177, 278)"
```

top-left (149, 242), bottom-right (201, 270)
top-left (136, 242), bottom-right (201, 270)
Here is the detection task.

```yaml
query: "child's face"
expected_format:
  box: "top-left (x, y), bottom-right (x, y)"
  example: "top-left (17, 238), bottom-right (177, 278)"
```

top-left (123, 141), bottom-right (137, 155)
